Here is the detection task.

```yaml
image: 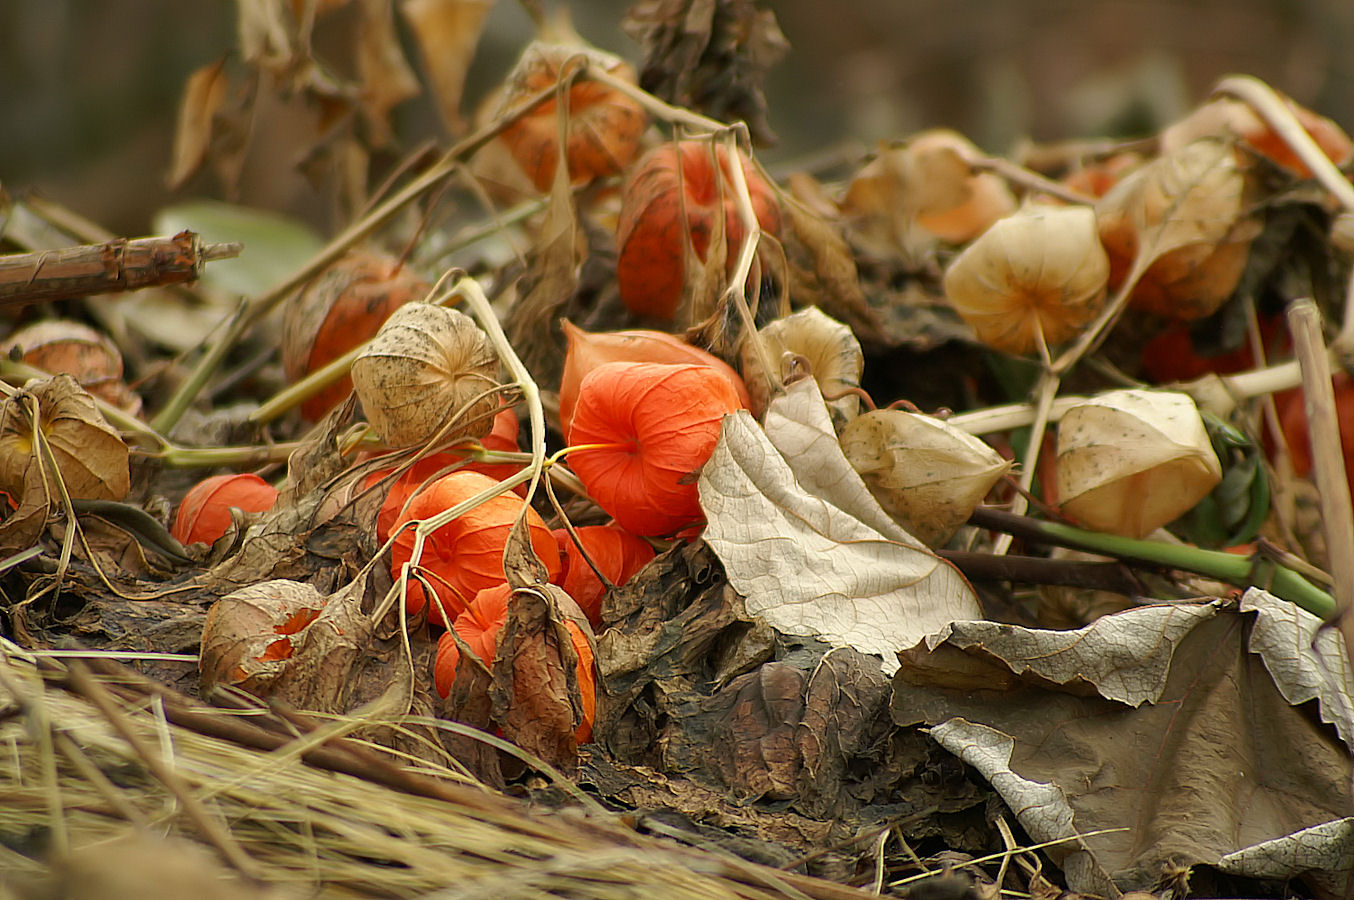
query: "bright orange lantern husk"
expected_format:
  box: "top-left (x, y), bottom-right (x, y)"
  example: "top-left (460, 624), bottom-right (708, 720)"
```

top-left (551, 523), bottom-right (655, 626)
top-left (172, 473), bottom-right (279, 546)
top-left (389, 471), bottom-right (560, 626)
top-left (566, 361), bottom-right (742, 536)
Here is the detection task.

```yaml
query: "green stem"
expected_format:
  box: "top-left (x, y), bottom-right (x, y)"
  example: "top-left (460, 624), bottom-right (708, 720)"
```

top-left (984, 510), bottom-right (1336, 619)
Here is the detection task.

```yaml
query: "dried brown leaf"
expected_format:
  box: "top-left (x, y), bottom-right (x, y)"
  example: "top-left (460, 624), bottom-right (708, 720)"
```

top-left (401, 0), bottom-right (496, 135)
top-left (356, 0), bottom-right (421, 146)
top-left (0, 375), bottom-right (130, 504)
top-left (891, 593), bottom-right (1354, 896)
top-left (490, 584), bottom-right (590, 771)
top-left (167, 55), bottom-right (230, 190)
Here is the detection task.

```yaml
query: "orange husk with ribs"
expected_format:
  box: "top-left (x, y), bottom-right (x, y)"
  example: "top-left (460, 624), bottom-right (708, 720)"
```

top-left (566, 361), bottom-right (743, 537)
top-left (551, 523), bottom-right (655, 626)
top-left (615, 140), bottom-right (781, 320)
top-left (388, 470), bottom-right (560, 626)
top-left (557, 320), bottom-right (750, 434)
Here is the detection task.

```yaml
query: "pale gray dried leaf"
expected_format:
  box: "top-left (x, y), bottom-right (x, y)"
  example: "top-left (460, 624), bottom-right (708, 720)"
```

top-left (699, 379), bottom-right (981, 674)
top-left (1218, 817), bottom-right (1354, 899)
top-left (1242, 588), bottom-right (1354, 749)
top-left (895, 597), bottom-right (1354, 895)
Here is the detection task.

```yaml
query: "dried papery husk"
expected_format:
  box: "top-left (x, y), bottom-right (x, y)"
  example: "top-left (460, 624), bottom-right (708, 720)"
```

top-left (839, 409), bottom-right (1013, 546)
top-left (1, 319), bottom-right (141, 415)
top-left (0, 374), bottom-right (130, 502)
top-left (557, 320), bottom-right (750, 433)
top-left (739, 306), bottom-right (864, 427)
top-left (1096, 138), bottom-right (1260, 320)
top-left (1057, 389), bottom-right (1223, 539)
top-left (432, 583), bottom-right (597, 743)
top-left (282, 250), bottom-right (429, 420)
top-left (199, 579), bottom-right (328, 696)
top-left (907, 129), bottom-right (1017, 243)
top-left (351, 302), bottom-right (501, 448)
top-left (941, 204), bottom-right (1110, 356)
top-left (491, 41), bottom-right (647, 191)
top-left (1160, 95), bottom-right (1353, 179)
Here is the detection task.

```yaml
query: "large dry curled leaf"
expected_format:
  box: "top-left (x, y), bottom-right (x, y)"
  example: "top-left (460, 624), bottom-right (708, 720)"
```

top-left (891, 590), bottom-right (1354, 897)
top-left (401, 0), bottom-right (496, 135)
top-left (698, 378), bottom-right (981, 674)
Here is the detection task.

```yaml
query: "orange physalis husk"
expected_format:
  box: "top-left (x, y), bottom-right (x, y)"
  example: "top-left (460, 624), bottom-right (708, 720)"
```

top-left (615, 140), bottom-right (781, 320)
top-left (558, 319), bottom-right (750, 433)
top-left (172, 473), bottom-right (279, 546)
top-left (567, 361), bottom-right (743, 536)
top-left (199, 579), bottom-right (327, 696)
top-left (281, 250), bottom-right (429, 420)
top-left (367, 408), bottom-right (526, 542)
top-left (493, 41), bottom-right (647, 192)
top-left (389, 471), bottom-right (560, 626)
top-left (550, 523), bottom-right (656, 626)
top-left (432, 583), bottom-right (597, 742)
top-left (1, 319), bottom-right (142, 415)
top-left (906, 129), bottom-right (1017, 244)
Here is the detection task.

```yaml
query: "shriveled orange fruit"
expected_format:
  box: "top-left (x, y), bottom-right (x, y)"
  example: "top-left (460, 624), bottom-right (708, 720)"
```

top-left (551, 523), bottom-right (655, 626)
top-left (281, 250), bottom-right (429, 420)
top-left (389, 471), bottom-right (560, 626)
top-left (172, 473), bottom-right (279, 546)
top-left (566, 361), bottom-right (743, 536)
top-left (493, 41), bottom-right (646, 191)
top-left (615, 140), bottom-right (781, 320)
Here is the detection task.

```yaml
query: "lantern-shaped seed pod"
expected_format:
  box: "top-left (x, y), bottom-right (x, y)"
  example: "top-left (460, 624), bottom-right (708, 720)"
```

top-left (839, 409), bottom-right (1013, 547)
top-left (282, 250), bottom-right (429, 420)
top-left (199, 579), bottom-right (327, 696)
top-left (908, 129), bottom-right (1017, 244)
top-left (388, 470), bottom-right (560, 626)
top-left (172, 473), bottom-right (279, 546)
top-left (1, 319), bottom-right (142, 415)
top-left (551, 523), bottom-right (655, 627)
top-left (492, 41), bottom-right (647, 191)
top-left (351, 302), bottom-right (501, 448)
top-left (1096, 138), bottom-right (1258, 321)
top-left (1056, 389), bottom-right (1222, 538)
top-left (942, 205), bottom-right (1110, 356)
top-left (740, 306), bottom-right (864, 428)
top-left (0, 374), bottom-right (130, 502)
top-left (567, 361), bottom-right (743, 536)
top-left (558, 320), bottom-right (750, 434)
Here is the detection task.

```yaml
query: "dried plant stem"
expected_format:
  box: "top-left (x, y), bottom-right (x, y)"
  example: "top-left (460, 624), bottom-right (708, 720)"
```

top-left (1214, 74), bottom-right (1354, 212)
top-left (970, 507), bottom-right (1335, 617)
top-left (1286, 301), bottom-right (1354, 650)
top-left (151, 81), bottom-right (565, 436)
top-left (62, 660), bottom-right (264, 881)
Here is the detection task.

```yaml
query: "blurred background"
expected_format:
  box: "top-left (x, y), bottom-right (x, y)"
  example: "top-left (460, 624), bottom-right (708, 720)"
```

top-left (3, 0), bottom-right (1352, 237)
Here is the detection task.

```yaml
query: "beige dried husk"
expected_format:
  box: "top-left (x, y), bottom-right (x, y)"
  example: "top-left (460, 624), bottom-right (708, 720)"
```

top-left (0, 374), bottom-right (130, 503)
top-left (1095, 137), bottom-right (1259, 320)
top-left (740, 306), bottom-right (864, 428)
top-left (199, 579), bottom-right (328, 696)
top-left (351, 302), bottom-right (501, 448)
top-left (839, 409), bottom-right (1013, 546)
top-left (942, 204), bottom-right (1109, 356)
top-left (1057, 389), bottom-right (1222, 539)
top-left (0, 641), bottom-right (848, 898)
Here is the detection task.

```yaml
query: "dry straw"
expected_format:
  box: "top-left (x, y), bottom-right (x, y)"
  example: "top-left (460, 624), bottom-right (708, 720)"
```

top-left (0, 640), bottom-right (868, 899)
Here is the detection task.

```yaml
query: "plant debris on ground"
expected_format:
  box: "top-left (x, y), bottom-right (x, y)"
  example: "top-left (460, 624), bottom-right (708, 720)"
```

top-left (1, 2), bottom-right (1353, 898)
